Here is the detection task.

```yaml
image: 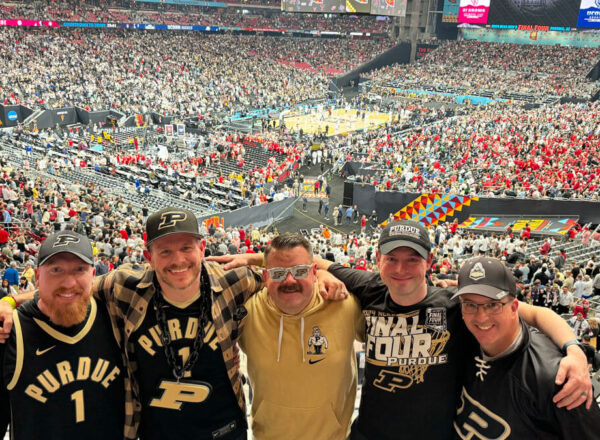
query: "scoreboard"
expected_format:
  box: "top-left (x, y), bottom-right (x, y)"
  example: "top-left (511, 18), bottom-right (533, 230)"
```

top-left (282, 0), bottom-right (406, 16)
top-left (458, 0), bottom-right (600, 28)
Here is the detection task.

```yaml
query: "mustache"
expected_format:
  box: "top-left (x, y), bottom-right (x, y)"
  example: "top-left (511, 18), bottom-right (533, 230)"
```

top-left (278, 284), bottom-right (302, 293)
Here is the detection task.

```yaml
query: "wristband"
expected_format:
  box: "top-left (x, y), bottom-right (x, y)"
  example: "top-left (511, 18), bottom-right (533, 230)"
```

top-left (1, 296), bottom-right (16, 310)
top-left (260, 253), bottom-right (265, 268)
top-left (561, 339), bottom-right (582, 355)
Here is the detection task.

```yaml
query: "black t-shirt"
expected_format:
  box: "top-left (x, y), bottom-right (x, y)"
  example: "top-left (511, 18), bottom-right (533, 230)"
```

top-left (328, 264), bottom-right (477, 440)
top-left (0, 298), bottom-right (125, 440)
top-left (132, 292), bottom-right (245, 440)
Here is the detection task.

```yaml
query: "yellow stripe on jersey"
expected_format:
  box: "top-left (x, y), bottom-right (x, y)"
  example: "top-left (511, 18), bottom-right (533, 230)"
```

top-left (7, 309), bottom-right (24, 390)
top-left (33, 298), bottom-right (97, 344)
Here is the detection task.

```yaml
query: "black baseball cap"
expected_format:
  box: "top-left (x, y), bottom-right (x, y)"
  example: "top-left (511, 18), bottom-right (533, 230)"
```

top-left (145, 207), bottom-right (202, 246)
top-left (452, 257), bottom-right (517, 300)
top-left (378, 220), bottom-right (431, 259)
top-left (38, 231), bottom-right (94, 267)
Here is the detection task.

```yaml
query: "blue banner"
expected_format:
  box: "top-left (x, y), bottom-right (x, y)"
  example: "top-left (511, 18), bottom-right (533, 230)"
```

top-left (578, 0), bottom-right (600, 27)
top-left (62, 22), bottom-right (107, 27)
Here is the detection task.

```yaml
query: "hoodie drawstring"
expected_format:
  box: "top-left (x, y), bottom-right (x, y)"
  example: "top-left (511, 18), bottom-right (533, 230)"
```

top-left (300, 317), bottom-right (305, 363)
top-left (276, 315), bottom-right (306, 363)
top-left (277, 316), bottom-right (283, 362)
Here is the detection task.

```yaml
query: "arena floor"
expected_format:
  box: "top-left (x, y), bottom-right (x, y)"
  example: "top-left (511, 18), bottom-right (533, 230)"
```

top-left (280, 108), bottom-right (392, 136)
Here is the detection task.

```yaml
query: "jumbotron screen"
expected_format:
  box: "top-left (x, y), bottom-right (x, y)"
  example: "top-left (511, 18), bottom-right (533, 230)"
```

top-left (458, 0), bottom-right (599, 28)
top-left (346, 0), bottom-right (372, 13)
top-left (370, 0), bottom-right (407, 16)
top-left (281, 0), bottom-right (346, 13)
top-left (487, 0), bottom-right (581, 27)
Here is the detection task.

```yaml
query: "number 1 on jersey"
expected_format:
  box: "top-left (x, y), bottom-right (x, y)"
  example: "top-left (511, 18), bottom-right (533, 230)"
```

top-left (70, 390), bottom-right (85, 423)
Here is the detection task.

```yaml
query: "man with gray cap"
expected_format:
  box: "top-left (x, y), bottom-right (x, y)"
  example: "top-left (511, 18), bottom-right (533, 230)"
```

top-left (0, 231), bottom-right (125, 439)
top-left (453, 256), bottom-right (600, 439)
top-left (310, 219), bottom-right (592, 440)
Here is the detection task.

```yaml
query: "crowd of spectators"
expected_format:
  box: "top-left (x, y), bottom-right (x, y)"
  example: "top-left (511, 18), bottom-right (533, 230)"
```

top-left (0, 28), bottom-right (330, 116)
top-left (336, 101), bottom-right (600, 200)
top-left (0, 0), bottom-right (391, 33)
top-left (367, 40), bottom-right (600, 100)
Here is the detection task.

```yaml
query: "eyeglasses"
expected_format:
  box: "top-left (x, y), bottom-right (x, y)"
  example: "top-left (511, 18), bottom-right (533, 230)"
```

top-left (460, 299), bottom-right (513, 315)
top-left (266, 264), bottom-right (313, 282)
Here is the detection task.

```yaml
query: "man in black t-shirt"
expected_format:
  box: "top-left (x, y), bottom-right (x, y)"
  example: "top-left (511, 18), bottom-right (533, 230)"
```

top-left (0, 232), bottom-right (125, 439)
top-left (314, 220), bottom-right (592, 440)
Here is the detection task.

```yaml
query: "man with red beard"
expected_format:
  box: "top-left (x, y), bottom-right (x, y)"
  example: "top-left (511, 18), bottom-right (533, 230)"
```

top-left (0, 231), bottom-right (125, 439)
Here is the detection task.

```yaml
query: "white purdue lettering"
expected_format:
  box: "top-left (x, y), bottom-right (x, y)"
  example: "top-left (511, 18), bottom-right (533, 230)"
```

top-left (411, 334), bottom-right (431, 357)
top-left (389, 336), bottom-right (412, 358)
top-left (374, 317), bottom-right (394, 336)
top-left (374, 336), bottom-right (393, 361)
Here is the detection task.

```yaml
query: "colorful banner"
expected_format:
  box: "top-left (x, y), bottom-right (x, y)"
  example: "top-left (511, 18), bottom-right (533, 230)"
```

top-left (459, 216), bottom-right (579, 236)
top-left (578, 0), bottom-right (600, 27)
top-left (458, 0), bottom-right (490, 24)
top-left (382, 194), bottom-right (479, 227)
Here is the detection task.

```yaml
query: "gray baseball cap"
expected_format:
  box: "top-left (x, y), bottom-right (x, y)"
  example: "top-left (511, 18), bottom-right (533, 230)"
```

top-left (378, 220), bottom-right (431, 259)
top-left (452, 257), bottom-right (517, 300)
top-left (38, 231), bottom-right (94, 267)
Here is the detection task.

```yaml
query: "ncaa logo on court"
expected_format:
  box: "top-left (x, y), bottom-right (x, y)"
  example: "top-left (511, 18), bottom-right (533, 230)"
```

top-left (596, 0), bottom-right (600, 9)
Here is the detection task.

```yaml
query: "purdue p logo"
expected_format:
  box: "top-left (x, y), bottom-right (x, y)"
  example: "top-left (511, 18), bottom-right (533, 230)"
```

top-left (53, 234), bottom-right (80, 247)
top-left (158, 212), bottom-right (187, 230)
top-left (150, 380), bottom-right (211, 410)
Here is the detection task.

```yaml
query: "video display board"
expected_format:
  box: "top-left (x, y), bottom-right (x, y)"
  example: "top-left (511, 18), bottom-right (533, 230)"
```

top-left (282, 0), bottom-right (346, 13)
top-left (346, 0), bottom-right (371, 13)
top-left (486, 0), bottom-right (581, 27)
top-left (370, 0), bottom-right (407, 16)
top-left (458, 0), bottom-right (491, 24)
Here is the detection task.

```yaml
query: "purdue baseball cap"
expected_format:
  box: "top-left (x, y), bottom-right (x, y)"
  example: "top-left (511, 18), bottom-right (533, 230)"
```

top-left (378, 220), bottom-right (431, 259)
top-left (452, 257), bottom-right (517, 300)
top-left (37, 231), bottom-right (94, 267)
top-left (145, 207), bottom-right (202, 246)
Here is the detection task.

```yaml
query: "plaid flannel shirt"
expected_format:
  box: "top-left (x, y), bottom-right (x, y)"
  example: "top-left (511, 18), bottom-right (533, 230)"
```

top-left (94, 261), bottom-right (263, 440)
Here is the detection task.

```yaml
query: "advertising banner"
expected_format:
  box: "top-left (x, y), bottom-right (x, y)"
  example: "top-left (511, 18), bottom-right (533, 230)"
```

top-left (458, 0), bottom-right (490, 24)
top-left (578, 0), bottom-right (600, 27)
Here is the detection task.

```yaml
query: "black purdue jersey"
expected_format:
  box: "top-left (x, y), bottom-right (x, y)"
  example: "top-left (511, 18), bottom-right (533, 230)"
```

top-left (0, 298), bottom-right (125, 440)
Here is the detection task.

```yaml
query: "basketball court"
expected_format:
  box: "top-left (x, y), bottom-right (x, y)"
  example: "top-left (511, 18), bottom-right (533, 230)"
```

top-left (279, 108), bottom-right (392, 136)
